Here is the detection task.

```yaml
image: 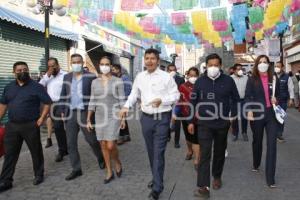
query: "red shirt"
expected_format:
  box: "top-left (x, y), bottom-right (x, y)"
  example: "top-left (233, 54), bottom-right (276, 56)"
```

top-left (178, 82), bottom-right (194, 117)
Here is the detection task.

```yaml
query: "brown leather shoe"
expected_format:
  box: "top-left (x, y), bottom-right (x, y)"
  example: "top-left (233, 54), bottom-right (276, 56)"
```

top-left (212, 179), bottom-right (222, 190)
top-left (194, 187), bottom-right (210, 198)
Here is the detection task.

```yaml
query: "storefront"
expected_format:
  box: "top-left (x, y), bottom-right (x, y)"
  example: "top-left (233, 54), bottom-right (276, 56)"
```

top-left (0, 6), bottom-right (78, 123)
top-left (285, 42), bottom-right (300, 73)
top-left (79, 25), bottom-right (144, 80)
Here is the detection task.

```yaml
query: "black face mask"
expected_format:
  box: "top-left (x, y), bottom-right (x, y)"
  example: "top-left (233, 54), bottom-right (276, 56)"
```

top-left (16, 72), bottom-right (30, 82)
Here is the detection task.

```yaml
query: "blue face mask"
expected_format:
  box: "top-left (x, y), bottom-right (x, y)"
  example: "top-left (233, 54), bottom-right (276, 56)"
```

top-left (72, 64), bottom-right (83, 73)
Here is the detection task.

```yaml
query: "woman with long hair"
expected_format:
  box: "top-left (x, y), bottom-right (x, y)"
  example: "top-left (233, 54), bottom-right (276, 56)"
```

top-left (178, 67), bottom-right (200, 170)
top-left (245, 55), bottom-right (280, 188)
top-left (87, 56), bottom-right (126, 184)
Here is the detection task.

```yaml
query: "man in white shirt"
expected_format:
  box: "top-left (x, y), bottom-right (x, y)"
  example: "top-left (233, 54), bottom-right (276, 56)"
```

top-left (39, 58), bottom-right (68, 162)
top-left (231, 64), bottom-right (249, 142)
top-left (120, 49), bottom-right (180, 200)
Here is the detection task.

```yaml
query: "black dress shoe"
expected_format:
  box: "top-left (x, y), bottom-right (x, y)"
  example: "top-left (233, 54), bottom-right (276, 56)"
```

top-left (104, 173), bottom-right (115, 184)
top-left (45, 138), bottom-right (52, 148)
top-left (99, 161), bottom-right (106, 170)
top-left (33, 176), bottom-right (44, 185)
top-left (116, 166), bottom-right (123, 178)
top-left (148, 190), bottom-right (160, 200)
top-left (147, 180), bottom-right (153, 189)
top-left (65, 170), bottom-right (82, 181)
top-left (0, 182), bottom-right (12, 193)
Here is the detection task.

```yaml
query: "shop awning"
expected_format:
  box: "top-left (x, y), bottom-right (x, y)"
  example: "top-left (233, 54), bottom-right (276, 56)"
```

top-left (0, 6), bottom-right (78, 41)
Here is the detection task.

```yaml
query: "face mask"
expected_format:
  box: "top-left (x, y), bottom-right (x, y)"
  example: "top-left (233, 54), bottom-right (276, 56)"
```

top-left (237, 70), bottom-right (244, 77)
top-left (100, 65), bottom-right (111, 74)
top-left (188, 77), bottom-right (197, 84)
top-left (207, 66), bottom-right (220, 78)
top-left (72, 64), bottom-right (83, 73)
top-left (169, 71), bottom-right (176, 77)
top-left (16, 72), bottom-right (30, 82)
top-left (274, 67), bottom-right (281, 74)
top-left (258, 63), bottom-right (269, 73)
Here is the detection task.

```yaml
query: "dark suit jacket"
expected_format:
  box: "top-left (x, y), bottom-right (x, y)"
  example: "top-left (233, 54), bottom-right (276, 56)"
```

top-left (245, 76), bottom-right (280, 117)
top-left (59, 71), bottom-right (96, 117)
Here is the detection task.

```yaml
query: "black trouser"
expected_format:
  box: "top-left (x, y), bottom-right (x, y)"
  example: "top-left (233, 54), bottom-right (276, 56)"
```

top-left (0, 121), bottom-right (44, 184)
top-left (231, 99), bottom-right (248, 136)
top-left (119, 119), bottom-right (130, 139)
top-left (52, 104), bottom-right (68, 155)
top-left (250, 108), bottom-right (278, 185)
top-left (168, 119), bottom-right (181, 145)
top-left (197, 124), bottom-right (230, 188)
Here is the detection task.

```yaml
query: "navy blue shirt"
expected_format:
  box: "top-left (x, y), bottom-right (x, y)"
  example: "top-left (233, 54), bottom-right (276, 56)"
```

top-left (0, 79), bottom-right (52, 122)
top-left (190, 73), bottom-right (240, 129)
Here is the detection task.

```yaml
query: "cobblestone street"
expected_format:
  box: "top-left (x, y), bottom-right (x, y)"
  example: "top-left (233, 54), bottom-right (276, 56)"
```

top-left (0, 109), bottom-right (300, 200)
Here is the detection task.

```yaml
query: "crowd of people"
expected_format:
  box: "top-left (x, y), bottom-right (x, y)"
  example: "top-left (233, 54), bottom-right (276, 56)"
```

top-left (0, 48), bottom-right (299, 199)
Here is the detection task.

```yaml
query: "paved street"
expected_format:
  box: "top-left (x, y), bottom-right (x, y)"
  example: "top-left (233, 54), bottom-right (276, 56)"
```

top-left (0, 109), bottom-right (300, 200)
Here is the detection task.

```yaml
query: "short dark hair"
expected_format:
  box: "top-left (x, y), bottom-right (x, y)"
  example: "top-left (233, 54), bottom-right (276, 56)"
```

top-left (48, 57), bottom-right (59, 66)
top-left (71, 53), bottom-right (83, 61)
top-left (187, 67), bottom-right (199, 76)
top-left (205, 53), bottom-right (222, 65)
top-left (13, 61), bottom-right (28, 71)
top-left (112, 64), bottom-right (122, 71)
top-left (167, 64), bottom-right (176, 71)
top-left (232, 63), bottom-right (242, 71)
top-left (99, 56), bottom-right (112, 65)
top-left (145, 48), bottom-right (160, 60)
top-left (276, 61), bottom-right (284, 67)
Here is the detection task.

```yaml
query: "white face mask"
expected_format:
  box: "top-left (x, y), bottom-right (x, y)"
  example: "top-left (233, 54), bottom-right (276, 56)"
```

top-left (237, 70), bottom-right (244, 76)
top-left (72, 64), bottom-right (83, 73)
top-left (169, 71), bottom-right (176, 77)
top-left (207, 66), bottom-right (220, 78)
top-left (274, 67), bottom-right (281, 74)
top-left (100, 65), bottom-right (111, 74)
top-left (258, 63), bottom-right (269, 73)
top-left (188, 77), bottom-right (197, 84)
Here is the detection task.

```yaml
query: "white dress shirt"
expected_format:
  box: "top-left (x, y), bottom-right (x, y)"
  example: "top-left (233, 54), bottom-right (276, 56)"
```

top-left (124, 68), bottom-right (180, 114)
top-left (39, 70), bottom-right (67, 102)
top-left (231, 74), bottom-right (248, 99)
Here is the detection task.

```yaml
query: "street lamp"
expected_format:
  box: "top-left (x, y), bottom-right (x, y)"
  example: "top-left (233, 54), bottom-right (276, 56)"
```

top-left (26, 0), bottom-right (66, 67)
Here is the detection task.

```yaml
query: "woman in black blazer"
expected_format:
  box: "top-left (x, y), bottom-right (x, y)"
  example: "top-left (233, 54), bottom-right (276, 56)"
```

top-left (245, 55), bottom-right (280, 188)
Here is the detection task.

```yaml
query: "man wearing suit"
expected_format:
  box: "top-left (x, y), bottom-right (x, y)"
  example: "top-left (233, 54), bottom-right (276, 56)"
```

top-left (167, 64), bottom-right (185, 148)
top-left (59, 54), bottom-right (104, 181)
